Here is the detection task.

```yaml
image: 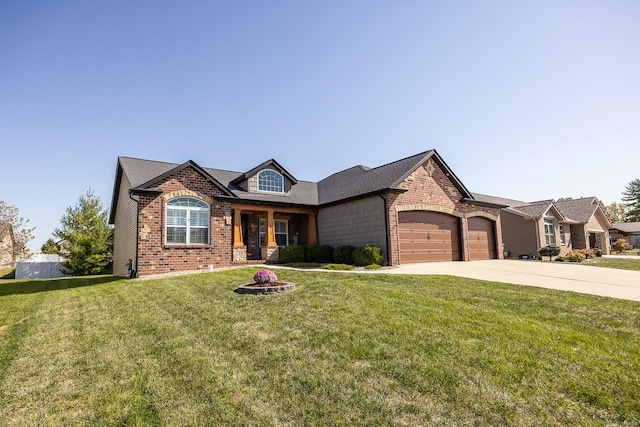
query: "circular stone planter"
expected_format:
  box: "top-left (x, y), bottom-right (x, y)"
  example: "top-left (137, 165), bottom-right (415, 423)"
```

top-left (234, 282), bottom-right (296, 295)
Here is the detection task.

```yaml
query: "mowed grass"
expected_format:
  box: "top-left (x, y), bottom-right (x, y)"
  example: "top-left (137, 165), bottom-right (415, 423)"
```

top-left (585, 257), bottom-right (640, 271)
top-left (1, 269), bottom-right (639, 426)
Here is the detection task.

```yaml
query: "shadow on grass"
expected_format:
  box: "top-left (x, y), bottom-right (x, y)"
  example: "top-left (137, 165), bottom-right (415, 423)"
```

top-left (0, 268), bottom-right (16, 279)
top-left (0, 275), bottom-right (123, 297)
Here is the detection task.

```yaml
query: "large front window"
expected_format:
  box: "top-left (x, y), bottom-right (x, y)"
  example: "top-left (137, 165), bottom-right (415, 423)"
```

top-left (259, 218), bottom-right (288, 246)
top-left (544, 217), bottom-right (556, 245)
top-left (258, 169), bottom-right (284, 193)
top-left (166, 197), bottom-right (209, 245)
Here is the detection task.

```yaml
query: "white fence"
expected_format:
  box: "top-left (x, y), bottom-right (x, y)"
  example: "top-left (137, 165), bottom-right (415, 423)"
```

top-left (15, 254), bottom-right (68, 279)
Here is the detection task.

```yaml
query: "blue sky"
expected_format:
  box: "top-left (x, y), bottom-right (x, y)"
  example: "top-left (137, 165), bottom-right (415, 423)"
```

top-left (1, 1), bottom-right (639, 252)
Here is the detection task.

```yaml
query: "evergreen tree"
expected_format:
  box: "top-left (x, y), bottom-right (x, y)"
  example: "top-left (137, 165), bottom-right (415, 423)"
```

top-left (41, 238), bottom-right (59, 254)
top-left (54, 190), bottom-right (113, 275)
top-left (622, 179), bottom-right (640, 222)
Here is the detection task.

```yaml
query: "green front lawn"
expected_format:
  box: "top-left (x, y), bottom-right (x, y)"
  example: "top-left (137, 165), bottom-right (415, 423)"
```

top-left (585, 257), bottom-right (640, 271)
top-left (1, 269), bottom-right (639, 426)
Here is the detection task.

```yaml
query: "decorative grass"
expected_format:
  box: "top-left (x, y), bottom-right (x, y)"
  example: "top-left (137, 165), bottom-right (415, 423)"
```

top-left (584, 257), bottom-right (640, 271)
top-left (1, 269), bottom-right (639, 426)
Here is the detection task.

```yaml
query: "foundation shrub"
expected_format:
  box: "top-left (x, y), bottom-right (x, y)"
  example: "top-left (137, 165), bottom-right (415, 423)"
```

top-left (333, 245), bottom-right (356, 265)
top-left (538, 245), bottom-right (561, 261)
top-left (353, 245), bottom-right (383, 267)
top-left (279, 245), bottom-right (305, 263)
top-left (565, 250), bottom-right (586, 263)
top-left (306, 245), bottom-right (334, 263)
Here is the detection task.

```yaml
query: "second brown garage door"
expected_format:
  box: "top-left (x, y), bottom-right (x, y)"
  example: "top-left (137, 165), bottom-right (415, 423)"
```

top-left (398, 211), bottom-right (460, 262)
top-left (468, 216), bottom-right (496, 260)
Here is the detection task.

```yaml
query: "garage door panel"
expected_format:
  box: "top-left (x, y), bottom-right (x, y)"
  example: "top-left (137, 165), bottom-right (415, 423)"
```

top-left (468, 217), bottom-right (496, 260)
top-left (399, 211), bottom-right (460, 263)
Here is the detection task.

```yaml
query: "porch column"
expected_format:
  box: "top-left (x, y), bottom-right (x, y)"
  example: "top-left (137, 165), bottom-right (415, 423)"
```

top-left (265, 208), bottom-right (277, 247)
top-left (233, 209), bottom-right (243, 247)
top-left (307, 213), bottom-right (318, 246)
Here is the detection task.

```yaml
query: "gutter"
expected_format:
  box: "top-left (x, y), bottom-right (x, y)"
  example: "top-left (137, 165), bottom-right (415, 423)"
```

top-left (380, 194), bottom-right (391, 266)
top-left (128, 190), bottom-right (140, 279)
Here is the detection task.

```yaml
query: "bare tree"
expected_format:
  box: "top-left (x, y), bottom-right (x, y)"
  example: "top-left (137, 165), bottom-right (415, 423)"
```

top-left (0, 201), bottom-right (35, 261)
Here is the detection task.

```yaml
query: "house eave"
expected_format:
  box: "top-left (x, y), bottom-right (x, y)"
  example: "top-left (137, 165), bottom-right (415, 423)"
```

top-left (319, 188), bottom-right (407, 209)
top-left (215, 195), bottom-right (317, 209)
top-left (460, 198), bottom-right (507, 208)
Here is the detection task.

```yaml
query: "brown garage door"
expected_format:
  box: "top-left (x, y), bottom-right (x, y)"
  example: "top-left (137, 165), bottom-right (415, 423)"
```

top-left (398, 211), bottom-right (460, 262)
top-left (468, 217), bottom-right (496, 260)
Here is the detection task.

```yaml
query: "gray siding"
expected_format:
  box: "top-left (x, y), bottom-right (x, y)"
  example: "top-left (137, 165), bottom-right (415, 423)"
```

top-left (318, 196), bottom-right (387, 260)
top-left (500, 210), bottom-right (539, 258)
top-left (112, 176), bottom-right (138, 276)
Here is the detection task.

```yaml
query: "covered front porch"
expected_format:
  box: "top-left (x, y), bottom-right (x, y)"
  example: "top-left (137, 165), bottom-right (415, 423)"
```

top-left (231, 203), bottom-right (318, 262)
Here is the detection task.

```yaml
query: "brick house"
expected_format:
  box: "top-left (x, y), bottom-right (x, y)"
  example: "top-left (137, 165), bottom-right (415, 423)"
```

top-left (473, 194), bottom-right (611, 258)
top-left (109, 150), bottom-right (505, 277)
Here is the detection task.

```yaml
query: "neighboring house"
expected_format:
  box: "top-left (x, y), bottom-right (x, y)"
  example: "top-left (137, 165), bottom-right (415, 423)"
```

top-left (109, 150), bottom-right (505, 277)
top-left (473, 194), bottom-right (611, 258)
top-left (0, 222), bottom-right (16, 267)
top-left (609, 222), bottom-right (640, 249)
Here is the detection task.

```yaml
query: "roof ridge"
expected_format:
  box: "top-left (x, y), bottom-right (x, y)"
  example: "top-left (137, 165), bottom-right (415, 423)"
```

top-left (366, 149), bottom-right (433, 172)
top-left (554, 196), bottom-right (597, 203)
top-left (119, 155), bottom-right (179, 166)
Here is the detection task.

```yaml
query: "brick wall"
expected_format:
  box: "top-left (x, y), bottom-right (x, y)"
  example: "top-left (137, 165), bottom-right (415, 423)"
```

top-left (136, 166), bottom-right (232, 276)
top-left (385, 158), bottom-right (503, 265)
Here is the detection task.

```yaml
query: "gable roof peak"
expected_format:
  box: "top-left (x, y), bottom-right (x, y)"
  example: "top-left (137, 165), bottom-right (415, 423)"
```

top-left (230, 158), bottom-right (298, 185)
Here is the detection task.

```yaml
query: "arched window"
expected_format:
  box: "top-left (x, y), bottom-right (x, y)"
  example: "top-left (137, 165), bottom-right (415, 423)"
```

top-left (258, 169), bottom-right (284, 193)
top-left (165, 197), bottom-right (209, 245)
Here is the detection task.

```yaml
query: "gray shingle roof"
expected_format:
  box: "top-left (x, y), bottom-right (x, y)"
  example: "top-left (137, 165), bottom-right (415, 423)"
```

top-left (471, 193), bottom-right (526, 208)
top-left (553, 198), bottom-right (599, 223)
top-left (111, 149), bottom-right (487, 222)
top-left (611, 222), bottom-right (640, 233)
top-left (317, 151), bottom-right (434, 204)
top-left (509, 201), bottom-right (554, 218)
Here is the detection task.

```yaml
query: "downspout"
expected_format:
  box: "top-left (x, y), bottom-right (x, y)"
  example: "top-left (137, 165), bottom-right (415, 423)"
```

top-left (380, 194), bottom-right (390, 266)
top-left (128, 190), bottom-right (139, 279)
top-left (534, 218), bottom-right (541, 258)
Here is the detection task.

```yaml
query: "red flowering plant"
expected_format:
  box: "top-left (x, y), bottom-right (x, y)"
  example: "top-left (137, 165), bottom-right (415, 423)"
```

top-left (253, 269), bottom-right (278, 286)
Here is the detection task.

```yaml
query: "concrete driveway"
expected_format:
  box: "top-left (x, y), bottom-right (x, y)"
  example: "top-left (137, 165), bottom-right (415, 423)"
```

top-left (390, 259), bottom-right (640, 302)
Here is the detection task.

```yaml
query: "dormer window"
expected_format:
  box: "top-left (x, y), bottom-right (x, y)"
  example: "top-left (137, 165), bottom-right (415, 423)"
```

top-left (258, 169), bottom-right (284, 193)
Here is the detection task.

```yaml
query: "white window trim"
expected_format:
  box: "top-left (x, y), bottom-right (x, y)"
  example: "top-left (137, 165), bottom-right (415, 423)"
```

top-left (259, 218), bottom-right (288, 247)
top-left (544, 217), bottom-right (556, 246)
top-left (559, 224), bottom-right (566, 245)
top-left (165, 198), bottom-right (210, 245)
top-left (275, 219), bottom-right (288, 247)
top-left (257, 169), bottom-right (285, 194)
